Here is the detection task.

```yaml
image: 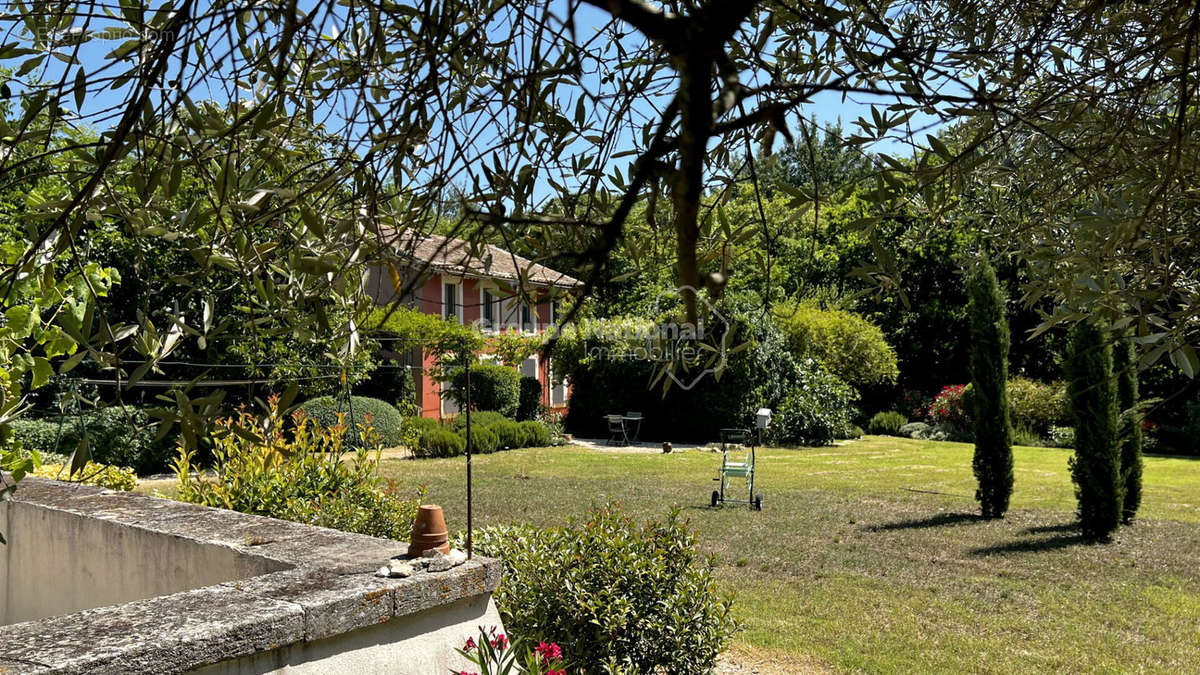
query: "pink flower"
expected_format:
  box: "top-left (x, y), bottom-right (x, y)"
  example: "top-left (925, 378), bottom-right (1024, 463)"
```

top-left (489, 633), bottom-right (508, 650)
top-left (463, 637), bottom-right (476, 652)
top-left (547, 670), bottom-right (565, 675)
top-left (535, 641), bottom-right (563, 662)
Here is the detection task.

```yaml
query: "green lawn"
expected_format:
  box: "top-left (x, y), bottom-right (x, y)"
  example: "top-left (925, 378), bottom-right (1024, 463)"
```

top-left (379, 437), bottom-right (1200, 673)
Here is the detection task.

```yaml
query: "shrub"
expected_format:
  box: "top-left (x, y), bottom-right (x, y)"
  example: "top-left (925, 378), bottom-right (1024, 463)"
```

top-left (32, 461), bottom-right (137, 491)
top-left (773, 302), bottom-right (900, 388)
top-left (461, 504), bottom-right (737, 674)
top-left (927, 385), bottom-right (971, 429)
top-left (517, 420), bottom-right (551, 447)
top-left (516, 376), bottom-right (542, 421)
top-left (967, 260), bottom-right (1013, 519)
top-left (491, 419), bottom-right (525, 449)
top-left (899, 422), bottom-right (931, 439)
top-left (11, 408), bottom-right (172, 475)
top-left (1011, 426), bottom-right (1043, 447)
top-left (403, 415), bottom-right (441, 438)
top-left (174, 395), bottom-right (422, 540)
top-left (899, 389), bottom-right (932, 421)
top-left (468, 426), bottom-right (500, 454)
top-left (1007, 377), bottom-right (1069, 435)
top-left (768, 363), bottom-right (858, 446)
top-left (449, 363), bottom-right (521, 417)
top-left (1065, 319), bottom-right (1122, 541)
top-left (450, 410), bottom-right (508, 432)
top-left (868, 411), bottom-right (907, 436)
top-left (414, 428), bottom-right (466, 458)
top-left (297, 396), bottom-right (406, 447)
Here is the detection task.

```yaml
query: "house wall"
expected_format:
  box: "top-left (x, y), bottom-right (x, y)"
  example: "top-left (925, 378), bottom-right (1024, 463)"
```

top-left (389, 271), bottom-right (567, 420)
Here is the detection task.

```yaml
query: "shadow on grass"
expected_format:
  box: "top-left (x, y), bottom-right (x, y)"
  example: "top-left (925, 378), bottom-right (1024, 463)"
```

top-left (969, 532), bottom-right (1090, 556)
top-left (865, 512), bottom-right (984, 532)
top-left (1021, 522), bottom-right (1078, 535)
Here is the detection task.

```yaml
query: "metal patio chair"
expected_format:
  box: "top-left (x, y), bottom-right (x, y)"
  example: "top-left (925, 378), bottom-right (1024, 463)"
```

top-left (606, 414), bottom-right (629, 446)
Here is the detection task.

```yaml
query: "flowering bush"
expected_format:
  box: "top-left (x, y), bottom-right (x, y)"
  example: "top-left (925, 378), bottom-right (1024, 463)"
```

top-left (927, 385), bottom-right (971, 428)
top-left (1006, 377), bottom-right (1069, 435)
top-left (899, 389), bottom-right (932, 421)
top-left (460, 503), bottom-right (736, 674)
top-left (452, 626), bottom-right (566, 675)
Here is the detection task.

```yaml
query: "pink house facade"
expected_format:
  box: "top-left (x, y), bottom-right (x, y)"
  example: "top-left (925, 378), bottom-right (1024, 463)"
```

top-left (367, 231), bottom-right (581, 420)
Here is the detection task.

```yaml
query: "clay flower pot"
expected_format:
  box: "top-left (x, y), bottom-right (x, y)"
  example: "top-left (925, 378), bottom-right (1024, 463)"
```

top-left (409, 504), bottom-right (450, 555)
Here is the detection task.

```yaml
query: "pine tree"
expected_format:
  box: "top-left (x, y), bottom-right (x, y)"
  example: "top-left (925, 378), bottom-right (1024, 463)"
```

top-left (967, 260), bottom-right (1013, 518)
top-left (1113, 329), bottom-right (1143, 524)
top-left (1065, 319), bottom-right (1123, 540)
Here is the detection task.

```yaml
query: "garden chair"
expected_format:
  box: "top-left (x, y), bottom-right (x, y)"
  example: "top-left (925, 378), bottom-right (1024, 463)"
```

top-left (624, 411), bottom-right (643, 442)
top-left (606, 414), bottom-right (629, 446)
top-left (711, 428), bottom-right (762, 510)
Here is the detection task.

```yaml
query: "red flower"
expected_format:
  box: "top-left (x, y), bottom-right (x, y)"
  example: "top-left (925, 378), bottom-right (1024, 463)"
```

top-left (535, 641), bottom-right (563, 662)
top-left (547, 670), bottom-right (565, 675)
top-left (489, 634), bottom-right (508, 650)
top-left (463, 637), bottom-right (476, 652)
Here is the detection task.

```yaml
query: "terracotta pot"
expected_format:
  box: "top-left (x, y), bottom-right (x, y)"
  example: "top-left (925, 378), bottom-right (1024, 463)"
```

top-left (409, 504), bottom-right (450, 555)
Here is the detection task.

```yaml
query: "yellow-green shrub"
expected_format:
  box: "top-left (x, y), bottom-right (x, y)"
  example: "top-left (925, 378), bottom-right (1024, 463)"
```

top-left (33, 462), bottom-right (137, 491)
top-left (773, 303), bottom-right (899, 388)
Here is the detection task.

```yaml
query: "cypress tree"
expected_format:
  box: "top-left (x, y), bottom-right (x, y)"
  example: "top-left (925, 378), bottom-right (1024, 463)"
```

top-left (967, 260), bottom-right (1013, 518)
top-left (1113, 329), bottom-right (1143, 524)
top-left (1064, 319), bottom-right (1123, 541)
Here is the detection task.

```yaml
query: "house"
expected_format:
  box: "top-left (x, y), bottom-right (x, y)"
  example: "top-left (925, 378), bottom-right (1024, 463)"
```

top-left (367, 230), bottom-right (582, 420)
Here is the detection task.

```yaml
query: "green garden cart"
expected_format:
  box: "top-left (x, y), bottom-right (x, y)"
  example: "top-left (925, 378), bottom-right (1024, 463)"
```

top-left (711, 427), bottom-right (763, 510)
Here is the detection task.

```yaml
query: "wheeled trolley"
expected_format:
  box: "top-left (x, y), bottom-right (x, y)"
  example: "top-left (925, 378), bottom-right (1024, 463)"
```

top-left (711, 427), bottom-right (763, 510)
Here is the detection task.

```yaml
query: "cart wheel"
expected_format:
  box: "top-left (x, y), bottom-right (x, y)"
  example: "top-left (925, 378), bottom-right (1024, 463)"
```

top-left (753, 493), bottom-right (763, 511)
top-left (711, 490), bottom-right (720, 508)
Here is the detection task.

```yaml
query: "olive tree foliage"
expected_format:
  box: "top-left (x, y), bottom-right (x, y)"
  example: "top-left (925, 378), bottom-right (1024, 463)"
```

top-left (0, 1), bottom-right (1196, 487)
top-left (937, 1), bottom-right (1200, 378)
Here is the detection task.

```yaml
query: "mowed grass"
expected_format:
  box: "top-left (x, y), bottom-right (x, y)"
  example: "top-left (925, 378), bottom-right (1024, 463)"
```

top-left (379, 437), bottom-right (1200, 673)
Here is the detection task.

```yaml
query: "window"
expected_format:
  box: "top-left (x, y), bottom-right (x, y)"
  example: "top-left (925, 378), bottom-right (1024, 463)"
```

top-left (482, 290), bottom-right (495, 328)
top-left (550, 300), bottom-right (558, 326)
top-left (521, 304), bottom-right (535, 333)
top-left (442, 281), bottom-right (461, 323)
top-left (550, 361), bottom-right (568, 406)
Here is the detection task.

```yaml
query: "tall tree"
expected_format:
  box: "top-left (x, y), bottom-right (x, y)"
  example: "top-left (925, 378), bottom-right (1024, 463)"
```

top-left (1113, 330), bottom-right (1144, 524)
top-left (967, 260), bottom-right (1013, 518)
top-left (1065, 319), bottom-right (1122, 541)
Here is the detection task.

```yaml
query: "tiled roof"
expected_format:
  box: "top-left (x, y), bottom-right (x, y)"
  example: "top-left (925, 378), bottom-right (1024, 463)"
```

top-left (379, 228), bottom-right (583, 289)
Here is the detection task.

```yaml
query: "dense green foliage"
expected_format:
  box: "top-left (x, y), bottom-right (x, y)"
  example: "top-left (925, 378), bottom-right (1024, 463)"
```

top-left (11, 407), bottom-right (173, 475)
top-left (768, 363), bottom-right (859, 446)
top-left (297, 396), bottom-right (406, 448)
top-left (556, 316), bottom-right (856, 443)
top-left (174, 397), bottom-right (422, 540)
top-left (355, 364), bottom-right (418, 415)
top-left (773, 302), bottom-right (899, 388)
top-left (448, 364), bottom-right (521, 418)
top-left (967, 262), bottom-right (1013, 519)
top-left (868, 411), bottom-right (908, 436)
top-left (450, 411), bottom-right (509, 432)
top-left (516, 376), bottom-right (542, 421)
top-left (463, 504), bottom-right (737, 674)
top-left (408, 412), bottom-right (552, 457)
top-left (1114, 331), bottom-right (1143, 524)
top-left (1065, 320), bottom-right (1122, 540)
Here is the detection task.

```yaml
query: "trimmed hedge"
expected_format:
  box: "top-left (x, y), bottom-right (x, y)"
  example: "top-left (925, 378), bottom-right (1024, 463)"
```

top-left (448, 364), bottom-right (521, 417)
top-left (450, 410), bottom-right (508, 432)
top-left (297, 396), bottom-right (406, 447)
top-left (413, 428), bottom-right (466, 458)
top-left (516, 376), bottom-right (542, 421)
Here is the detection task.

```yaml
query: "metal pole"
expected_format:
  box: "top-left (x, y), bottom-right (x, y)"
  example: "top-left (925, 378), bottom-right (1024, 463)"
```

top-left (465, 355), bottom-right (473, 560)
